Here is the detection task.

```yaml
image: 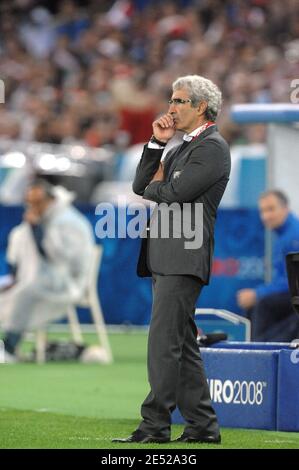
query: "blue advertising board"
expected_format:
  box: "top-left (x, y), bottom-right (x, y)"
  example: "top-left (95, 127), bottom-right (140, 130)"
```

top-left (276, 349), bottom-right (299, 431)
top-left (172, 348), bottom-right (278, 430)
top-left (173, 343), bottom-right (299, 431)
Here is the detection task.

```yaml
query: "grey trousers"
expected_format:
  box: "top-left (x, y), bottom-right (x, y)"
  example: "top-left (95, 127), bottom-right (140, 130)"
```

top-left (137, 273), bottom-right (219, 439)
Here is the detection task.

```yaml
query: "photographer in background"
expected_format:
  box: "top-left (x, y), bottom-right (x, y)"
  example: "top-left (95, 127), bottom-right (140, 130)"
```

top-left (0, 179), bottom-right (94, 362)
top-left (237, 190), bottom-right (299, 342)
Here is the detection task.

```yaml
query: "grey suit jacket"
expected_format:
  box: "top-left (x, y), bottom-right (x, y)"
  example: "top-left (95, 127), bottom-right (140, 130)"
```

top-left (132, 125), bottom-right (231, 284)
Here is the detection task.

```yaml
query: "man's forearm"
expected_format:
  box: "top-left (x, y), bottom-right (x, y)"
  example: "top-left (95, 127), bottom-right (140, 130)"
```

top-left (132, 145), bottom-right (164, 196)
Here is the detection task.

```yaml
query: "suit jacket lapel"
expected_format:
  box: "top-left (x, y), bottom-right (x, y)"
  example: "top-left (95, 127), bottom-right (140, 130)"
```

top-left (167, 125), bottom-right (217, 181)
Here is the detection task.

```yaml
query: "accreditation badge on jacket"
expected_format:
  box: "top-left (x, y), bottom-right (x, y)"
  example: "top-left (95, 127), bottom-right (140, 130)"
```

top-left (173, 170), bottom-right (182, 180)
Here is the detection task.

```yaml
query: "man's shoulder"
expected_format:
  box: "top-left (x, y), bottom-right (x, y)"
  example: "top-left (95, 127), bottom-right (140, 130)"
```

top-left (203, 129), bottom-right (230, 149)
top-left (278, 214), bottom-right (299, 252)
top-left (190, 130), bottom-right (230, 163)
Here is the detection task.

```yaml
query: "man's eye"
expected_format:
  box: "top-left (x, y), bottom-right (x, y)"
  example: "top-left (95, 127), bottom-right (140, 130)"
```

top-left (168, 98), bottom-right (191, 105)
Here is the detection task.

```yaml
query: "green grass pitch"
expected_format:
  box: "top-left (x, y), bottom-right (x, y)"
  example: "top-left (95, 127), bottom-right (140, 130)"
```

top-left (0, 331), bottom-right (298, 449)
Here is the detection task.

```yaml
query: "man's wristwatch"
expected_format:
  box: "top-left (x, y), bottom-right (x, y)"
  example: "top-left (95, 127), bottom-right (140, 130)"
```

top-left (150, 135), bottom-right (167, 146)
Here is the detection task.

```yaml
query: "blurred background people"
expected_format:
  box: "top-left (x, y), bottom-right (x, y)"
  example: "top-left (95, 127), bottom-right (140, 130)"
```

top-left (0, 0), bottom-right (298, 149)
top-left (0, 179), bottom-right (94, 362)
top-left (237, 190), bottom-right (299, 342)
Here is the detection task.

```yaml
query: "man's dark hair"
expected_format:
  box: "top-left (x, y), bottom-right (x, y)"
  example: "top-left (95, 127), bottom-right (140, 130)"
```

top-left (28, 178), bottom-right (55, 199)
top-left (259, 189), bottom-right (289, 207)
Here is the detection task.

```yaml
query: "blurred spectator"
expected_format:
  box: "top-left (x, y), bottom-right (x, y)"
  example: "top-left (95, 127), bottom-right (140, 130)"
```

top-left (56, 0), bottom-right (90, 43)
top-left (0, 0), bottom-right (298, 149)
top-left (237, 190), bottom-right (299, 342)
top-left (0, 179), bottom-right (94, 362)
top-left (19, 6), bottom-right (56, 59)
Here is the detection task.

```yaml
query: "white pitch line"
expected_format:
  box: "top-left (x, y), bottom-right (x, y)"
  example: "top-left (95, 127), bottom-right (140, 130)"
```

top-left (263, 439), bottom-right (298, 444)
top-left (68, 437), bottom-right (103, 441)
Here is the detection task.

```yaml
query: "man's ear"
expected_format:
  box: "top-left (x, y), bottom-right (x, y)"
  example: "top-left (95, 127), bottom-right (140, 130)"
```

top-left (197, 101), bottom-right (208, 116)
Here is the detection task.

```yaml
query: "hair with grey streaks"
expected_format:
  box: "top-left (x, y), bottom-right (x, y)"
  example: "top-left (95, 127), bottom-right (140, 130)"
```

top-left (172, 75), bottom-right (222, 121)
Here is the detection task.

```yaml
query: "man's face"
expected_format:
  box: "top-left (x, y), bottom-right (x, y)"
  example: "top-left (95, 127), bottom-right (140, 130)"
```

top-left (258, 194), bottom-right (289, 230)
top-left (168, 88), bottom-right (207, 134)
top-left (25, 186), bottom-right (51, 217)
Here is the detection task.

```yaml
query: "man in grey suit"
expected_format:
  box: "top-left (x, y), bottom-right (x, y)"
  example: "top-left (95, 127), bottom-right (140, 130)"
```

top-left (113, 75), bottom-right (231, 444)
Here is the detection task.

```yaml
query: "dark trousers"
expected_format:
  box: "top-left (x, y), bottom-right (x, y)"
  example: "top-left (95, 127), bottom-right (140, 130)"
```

top-left (248, 292), bottom-right (299, 342)
top-left (137, 273), bottom-right (219, 439)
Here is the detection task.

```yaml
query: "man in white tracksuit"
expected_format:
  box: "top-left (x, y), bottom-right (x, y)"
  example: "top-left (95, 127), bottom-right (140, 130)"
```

top-left (0, 179), bottom-right (94, 360)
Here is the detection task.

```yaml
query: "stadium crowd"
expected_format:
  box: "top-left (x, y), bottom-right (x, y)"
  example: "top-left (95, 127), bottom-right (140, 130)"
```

top-left (0, 0), bottom-right (298, 151)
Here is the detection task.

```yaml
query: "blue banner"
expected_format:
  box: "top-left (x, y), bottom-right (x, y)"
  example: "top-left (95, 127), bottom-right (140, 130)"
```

top-left (173, 343), bottom-right (299, 431)
top-left (173, 347), bottom-right (278, 430)
top-left (0, 205), bottom-right (264, 325)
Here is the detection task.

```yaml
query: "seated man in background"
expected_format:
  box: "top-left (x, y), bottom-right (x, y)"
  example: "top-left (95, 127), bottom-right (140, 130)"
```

top-left (237, 190), bottom-right (299, 342)
top-left (0, 179), bottom-right (94, 362)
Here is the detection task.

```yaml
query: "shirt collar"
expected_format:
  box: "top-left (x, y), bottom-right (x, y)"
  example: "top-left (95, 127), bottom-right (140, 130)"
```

top-left (183, 122), bottom-right (215, 142)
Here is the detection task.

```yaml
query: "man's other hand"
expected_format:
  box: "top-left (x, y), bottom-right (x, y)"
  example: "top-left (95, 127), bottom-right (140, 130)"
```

top-left (237, 288), bottom-right (257, 309)
top-left (151, 163), bottom-right (164, 183)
